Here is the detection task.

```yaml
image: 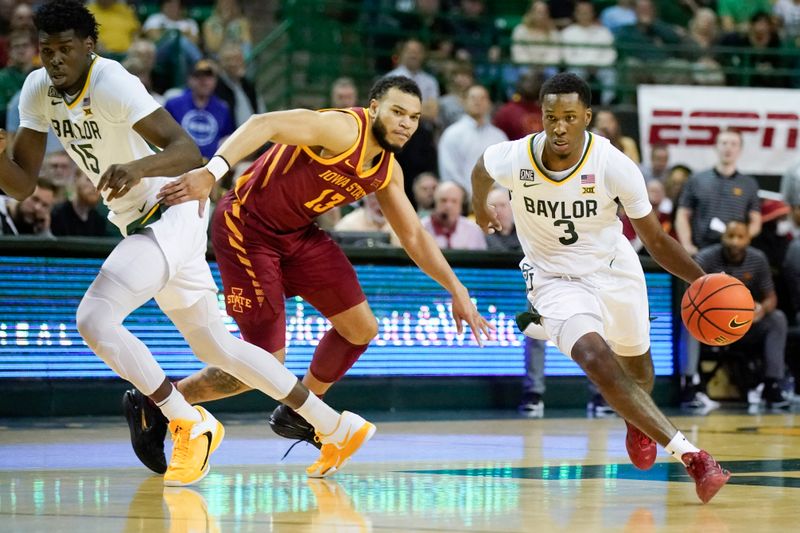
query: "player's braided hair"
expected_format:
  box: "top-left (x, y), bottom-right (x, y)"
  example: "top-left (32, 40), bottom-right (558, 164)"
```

top-left (368, 76), bottom-right (422, 103)
top-left (34, 0), bottom-right (99, 42)
top-left (539, 72), bottom-right (592, 108)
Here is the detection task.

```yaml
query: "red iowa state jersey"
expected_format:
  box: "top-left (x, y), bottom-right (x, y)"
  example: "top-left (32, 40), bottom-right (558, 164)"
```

top-left (232, 107), bottom-right (395, 233)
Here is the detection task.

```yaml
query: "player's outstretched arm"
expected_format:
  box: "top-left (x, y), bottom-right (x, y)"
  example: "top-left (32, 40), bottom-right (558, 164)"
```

top-left (98, 108), bottom-right (202, 201)
top-left (471, 154), bottom-right (502, 234)
top-left (158, 110), bottom-right (359, 214)
top-left (0, 128), bottom-right (47, 201)
top-left (630, 210), bottom-right (705, 284)
top-left (377, 163), bottom-right (493, 345)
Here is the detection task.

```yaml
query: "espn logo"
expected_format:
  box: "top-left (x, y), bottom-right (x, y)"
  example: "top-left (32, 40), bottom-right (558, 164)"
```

top-left (647, 109), bottom-right (798, 148)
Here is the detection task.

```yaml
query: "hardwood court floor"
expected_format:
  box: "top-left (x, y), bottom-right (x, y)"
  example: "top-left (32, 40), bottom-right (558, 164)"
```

top-left (0, 409), bottom-right (798, 532)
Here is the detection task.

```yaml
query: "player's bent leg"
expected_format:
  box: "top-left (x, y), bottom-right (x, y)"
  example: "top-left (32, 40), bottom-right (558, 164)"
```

top-left (614, 350), bottom-right (658, 469)
top-left (615, 350), bottom-right (655, 394)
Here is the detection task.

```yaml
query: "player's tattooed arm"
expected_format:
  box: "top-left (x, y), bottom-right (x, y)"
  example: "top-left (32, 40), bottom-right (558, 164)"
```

top-left (178, 366), bottom-right (251, 403)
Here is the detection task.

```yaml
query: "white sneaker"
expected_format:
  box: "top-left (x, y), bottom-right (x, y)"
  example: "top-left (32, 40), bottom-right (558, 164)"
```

top-left (747, 383), bottom-right (765, 405)
top-left (694, 391), bottom-right (721, 411)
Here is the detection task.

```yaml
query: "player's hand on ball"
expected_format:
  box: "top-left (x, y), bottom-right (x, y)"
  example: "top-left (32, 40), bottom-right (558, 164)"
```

top-left (473, 203), bottom-right (502, 235)
top-left (158, 168), bottom-right (215, 217)
top-left (451, 287), bottom-right (494, 346)
top-left (98, 163), bottom-right (143, 201)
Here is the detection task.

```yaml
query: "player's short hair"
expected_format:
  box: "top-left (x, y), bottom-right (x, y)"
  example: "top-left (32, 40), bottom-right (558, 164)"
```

top-left (368, 76), bottom-right (422, 103)
top-left (539, 72), bottom-right (592, 108)
top-left (34, 0), bottom-right (99, 43)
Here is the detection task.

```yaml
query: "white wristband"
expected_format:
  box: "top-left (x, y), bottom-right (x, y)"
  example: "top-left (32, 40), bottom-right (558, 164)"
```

top-left (205, 155), bottom-right (230, 181)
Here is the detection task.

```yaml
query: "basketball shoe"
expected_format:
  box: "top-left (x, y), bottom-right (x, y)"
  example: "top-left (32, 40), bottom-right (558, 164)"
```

top-left (268, 404), bottom-right (322, 449)
top-left (624, 421), bottom-right (657, 470)
top-left (164, 406), bottom-right (225, 486)
top-left (682, 450), bottom-right (731, 504)
top-left (123, 388), bottom-right (169, 474)
top-left (306, 411), bottom-right (376, 478)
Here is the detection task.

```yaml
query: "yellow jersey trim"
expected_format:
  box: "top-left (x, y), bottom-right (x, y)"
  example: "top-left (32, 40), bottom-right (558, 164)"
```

top-left (300, 108), bottom-right (363, 165)
top-left (528, 132), bottom-right (594, 186)
top-left (66, 56), bottom-right (99, 110)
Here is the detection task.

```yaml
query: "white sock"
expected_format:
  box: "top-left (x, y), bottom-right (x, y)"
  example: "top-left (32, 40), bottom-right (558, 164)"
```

top-left (294, 393), bottom-right (340, 435)
top-left (665, 431), bottom-right (700, 463)
top-left (155, 386), bottom-right (201, 422)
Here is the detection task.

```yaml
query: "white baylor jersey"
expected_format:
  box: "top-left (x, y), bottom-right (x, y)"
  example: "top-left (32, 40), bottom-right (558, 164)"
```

top-left (483, 131), bottom-right (652, 277)
top-left (19, 55), bottom-right (171, 233)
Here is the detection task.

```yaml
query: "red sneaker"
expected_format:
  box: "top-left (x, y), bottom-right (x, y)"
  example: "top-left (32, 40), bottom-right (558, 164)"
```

top-left (625, 421), bottom-right (657, 470)
top-left (682, 450), bottom-right (731, 504)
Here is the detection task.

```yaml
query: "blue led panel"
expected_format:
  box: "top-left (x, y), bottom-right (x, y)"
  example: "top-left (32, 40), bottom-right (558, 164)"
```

top-left (0, 257), bottom-right (674, 378)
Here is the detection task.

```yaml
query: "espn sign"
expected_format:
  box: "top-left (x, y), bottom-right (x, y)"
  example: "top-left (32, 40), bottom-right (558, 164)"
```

top-left (638, 85), bottom-right (800, 175)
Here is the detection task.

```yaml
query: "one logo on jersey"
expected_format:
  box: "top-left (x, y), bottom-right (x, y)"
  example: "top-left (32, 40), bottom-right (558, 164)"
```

top-left (226, 287), bottom-right (252, 313)
top-left (519, 169), bottom-right (535, 182)
top-left (47, 87), bottom-right (60, 98)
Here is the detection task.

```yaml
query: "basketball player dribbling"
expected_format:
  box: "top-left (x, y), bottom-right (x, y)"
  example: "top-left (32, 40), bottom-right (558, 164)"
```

top-left (122, 75), bottom-right (492, 473)
top-left (471, 73), bottom-right (730, 503)
top-left (0, 0), bottom-right (375, 485)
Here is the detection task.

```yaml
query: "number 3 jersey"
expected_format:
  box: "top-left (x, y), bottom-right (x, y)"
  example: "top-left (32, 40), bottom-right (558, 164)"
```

top-left (19, 55), bottom-right (168, 233)
top-left (483, 131), bottom-right (651, 278)
top-left (231, 107), bottom-right (394, 233)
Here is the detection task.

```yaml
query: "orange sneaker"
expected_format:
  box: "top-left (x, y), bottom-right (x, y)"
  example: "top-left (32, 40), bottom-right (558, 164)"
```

top-left (164, 406), bottom-right (224, 486)
top-left (306, 411), bottom-right (375, 478)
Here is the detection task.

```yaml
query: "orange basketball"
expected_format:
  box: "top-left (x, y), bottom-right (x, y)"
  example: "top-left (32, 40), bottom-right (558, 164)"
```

top-left (681, 273), bottom-right (754, 346)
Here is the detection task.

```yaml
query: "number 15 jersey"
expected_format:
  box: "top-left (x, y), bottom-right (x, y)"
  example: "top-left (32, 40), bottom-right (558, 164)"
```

top-left (483, 131), bottom-right (652, 278)
top-left (19, 55), bottom-right (167, 233)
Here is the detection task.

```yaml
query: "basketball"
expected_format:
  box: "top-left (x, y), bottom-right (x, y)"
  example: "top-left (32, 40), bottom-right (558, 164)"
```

top-left (681, 273), bottom-right (755, 346)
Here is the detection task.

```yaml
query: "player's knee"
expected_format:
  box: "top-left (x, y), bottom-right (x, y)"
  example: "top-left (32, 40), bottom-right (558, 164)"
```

top-left (572, 341), bottom-right (614, 382)
top-left (339, 317), bottom-right (378, 345)
top-left (76, 297), bottom-right (109, 347)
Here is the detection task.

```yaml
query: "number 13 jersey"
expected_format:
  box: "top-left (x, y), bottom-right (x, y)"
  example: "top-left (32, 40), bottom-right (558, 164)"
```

top-left (19, 55), bottom-right (167, 233)
top-left (483, 131), bottom-right (651, 278)
top-left (231, 107), bottom-right (394, 233)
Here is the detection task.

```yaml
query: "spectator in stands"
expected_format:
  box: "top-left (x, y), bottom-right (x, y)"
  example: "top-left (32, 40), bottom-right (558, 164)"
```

top-left (752, 198), bottom-right (792, 271)
top-left (615, 0), bottom-right (689, 86)
top-left (591, 109), bottom-right (640, 163)
top-left (781, 156), bottom-right (800, 214)
top-left (485, 187), bottom-right (520, 252)
top-left (165, 59), bottom-right (235, 160)
top-left (386, 38), bottom-right (440, 122)
top-left (4, 179), bottom-right (57, 237)
top-left (330, 77), bottom-right (358, 108)
top-left (125, 39), bottom-right (161, 94)
top-left (600, 0), bottom-right (636, 35)
top-left (143, 0), bottom-right (200, 45)
top-left (438, 61), bottom-right (474, 130)
top-left (42, 151), bottom-right (76, 201)
top-left (87, 0), bottom-right (140, 56)
top-left (640, 143), bottom-right (669, 183)
top-left (0, 30), bottom-right (35, 129)
top-left (450, 0), bottom-right (502, 65)
top-left (334, 194), bottom-right (391, 233)
top-left (664, 164), bottom-right (691, 212)
top-left (783, 214), bottom-right (800, 324)
top-left (215, 43), bottom-right (263, 127)
top-left (394, 0), bottom-right (455, 67)
top-left (688, 7), bottom-right (721, 52)
top-left (202, 0), bottom-right (251, 58)
top-left (561, 0), bottom-right (618, 105)
top-left (693, 220), bottom-right (790, 409)
top-left (621, 179), bottom-right (674, 253)
top-left (492, 69), bottom-right (543, 141)
top-left (50, 171), bottom-right (107, 237)
top-left (774, 0), bottom-right (800, 45)
top-left (720, 11), bottom-right (787, 88)
top-left (412, 171), bottom-right (439, 217)
top-left (438, 84), bottom-right (508, 197)
top-left (123, 56), bottom-right (164, 106)
top-left (9, 3), bottom-right (34, 34)
top-left (510, 1), bottom-right (562, 74)
top-left (718, 0), bottom-right (773, 33)
top-left (421, 181), bottom-right (487, 250)
top-left (675, 128), bottom-right (761, 255)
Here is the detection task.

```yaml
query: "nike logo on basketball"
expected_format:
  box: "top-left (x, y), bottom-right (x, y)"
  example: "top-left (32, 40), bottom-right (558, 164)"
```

top-left (728, 316), bottom-right (751, 329)
top-left (523, 182), bottom-right (541, 188)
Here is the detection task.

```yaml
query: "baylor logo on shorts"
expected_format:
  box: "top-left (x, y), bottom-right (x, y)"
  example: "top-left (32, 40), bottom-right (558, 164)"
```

top-left (226, 287), bottom-right (252, 313)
